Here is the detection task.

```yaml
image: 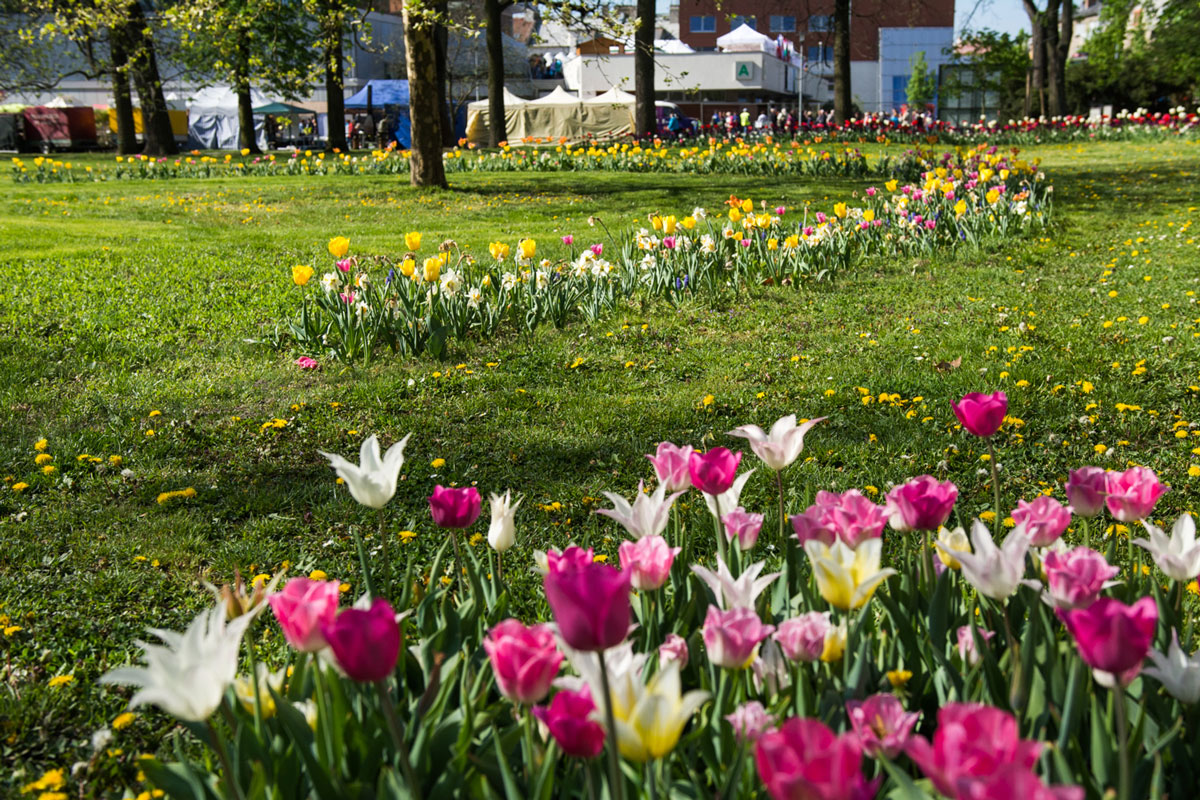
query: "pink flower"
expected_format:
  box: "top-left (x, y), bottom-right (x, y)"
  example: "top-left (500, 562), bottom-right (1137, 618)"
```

top-left (561, 235), bottom-right (574, 245)
top-left (618, 535), bottom-right (680, 590)
top-left (320, 598), bottom-right (401, 682)
top-left (775, 612), bottom-right (833, 662)
top-left (659, 633), bottom-right (689, 669)
top-left (740, 239), bottom-right (751, 247)
top-left (726, 701), bottom-right (775, 743)
top-left (689, 447), bottom-right (743, 496)
top-left (846, 693), bottom-right (920, 759)
top-left (816, 212), bottom-right (827, 223)
top-left (951, 391), bottom-right (1008, 438)
top-left (775, 206), bottom-right (786, 215)
top-left (814, 489), bottom-right (887, 548)
top-left (956, 625), bottom-right (995, 666)
top-left (590, 243), bottom-right (603, 256)
top-left (646, 442), bottom-right (693, 492)
top-left (955, 765), bottom-right (1084, 800)
top-left (339, 291), bottom-right (355, 304)
top-left (1064, 467), bottom-right (1106, 517)
top-left (533, 686), bottom-right (605, 759)
top-left (790, 508), bottom-right (836, 547)
top-left (295, 356), bottom-right (319, 370)
top-left (483, 620), bottom-right (562, 705)
top-left (1012, 496), bottom-right (1071, 546)
top-left (866, 187), bottom-right (877, 196)
top-left (905, 703), bottom-right (1040, 798)
top-left (544, 560), bottom-right (632, 652)
top-left (723, 507), bottom-right (764, 549)
top-left (1104, 466), bottom-right (1168, 522)
top-left (336, 258), bottom-right (353, 273)
top-left (428, 485), bottom-right (482, 529)
top-left (888, 476), bottom-right (959, 532)
top-left (268, 577), bottom-right (341, 652)
top-left (756, 717), bottom-right (878, 800)
top-left (1039, 547), bottom-right (1119, 610)
top-left (703, 605), bottom-right (775, 669)
top-left (1060, 596), bottom-right (1158, 685)
top-left (546, 545), bottom-right (594, 573)
top-left (662, 236), bottom-right (677, 249)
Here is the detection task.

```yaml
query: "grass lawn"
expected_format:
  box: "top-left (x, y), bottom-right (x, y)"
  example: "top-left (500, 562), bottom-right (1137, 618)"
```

top-left (2, 139), bottom-right (1199, 795)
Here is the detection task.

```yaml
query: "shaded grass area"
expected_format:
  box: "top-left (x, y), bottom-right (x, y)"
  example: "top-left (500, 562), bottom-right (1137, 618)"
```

top-left (2, 140), bottom-right (1199, 795)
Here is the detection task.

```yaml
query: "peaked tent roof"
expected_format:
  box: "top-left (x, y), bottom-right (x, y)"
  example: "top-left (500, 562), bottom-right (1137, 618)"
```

top-left (529, 87), bottom-right (580, 105)
top-left (585, 87), bottom-right (636, 104)
top-left (466, 88), bottom-right (530, 111)
top-left (187, 85), bottom-right (273, 114)
top-left (253, 101), bottom-right (315, 115)
top-left (717, 23), bottom-right (773, 53)
top-left (344, 80), bottom-right (409, 109)
top-left (654, 38), bottom-right (694, 54)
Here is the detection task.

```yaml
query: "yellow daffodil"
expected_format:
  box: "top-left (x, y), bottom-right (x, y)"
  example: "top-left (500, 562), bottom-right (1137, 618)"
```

top-left (681, 215), bottom-right (696, 230)
top-left (804, 538), bottom-right (896, 611)
top-left (611, 661), bottom-right (710, 762)
top-left (404, 231), bottom-right (422, 251)
top-left (328, 236), bottom-right (350, 258)
top-left (292, 265), bottom-right (313, 286)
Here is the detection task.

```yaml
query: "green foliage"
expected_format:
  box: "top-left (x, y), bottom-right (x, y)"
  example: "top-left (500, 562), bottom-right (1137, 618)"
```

top-left (905, 51), bottom-right (937, 111)
top-left (942, 30), bottom-right (1031, 122)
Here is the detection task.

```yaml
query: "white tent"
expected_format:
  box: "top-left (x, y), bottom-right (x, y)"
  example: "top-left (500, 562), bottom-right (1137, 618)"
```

top-left (530, 87), bottom-right (579, 104)
top-left (185, 85), bottom-right (271, 150)
top-left (585, 87), bottom-right (637, 104)
top-left (654, 39), bottom-right (695, 54)
top-left (465, 89), bottom-right (530, 144)
top-left (717, 23), bottom-right (774, 53)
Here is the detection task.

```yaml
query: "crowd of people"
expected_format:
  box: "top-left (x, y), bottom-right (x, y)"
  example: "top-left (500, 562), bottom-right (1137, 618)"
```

top-left (698, 106), bottom-right (938, 139)
top-left (347, 112), bottom-right (401, 150)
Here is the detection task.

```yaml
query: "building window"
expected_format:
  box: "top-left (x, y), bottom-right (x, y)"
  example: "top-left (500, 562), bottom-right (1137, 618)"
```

top-left (729, 14), bottom-right (757, 30)
top-left (769, 15), bottom-right (796, 32)
top-left (807, 45), bottom-right (834, 63)
top-left (689, 15), bottom-right (716, 33)
top-left (808, 15), bottom-right (833, 32)
top-left (892, 75), bottom-right (909, 106)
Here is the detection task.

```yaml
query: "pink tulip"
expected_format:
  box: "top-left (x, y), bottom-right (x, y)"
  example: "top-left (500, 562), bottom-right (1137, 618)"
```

top-left (662, 236), bottom-right (677, 249)
top-left (952, 391), bottom-right (1008, 438)
top-left (703, 605), bottom-right (775, 669)
top-left (1040, 547), bottom-right (1118, 610)
top-left (618, 535), bottom-right (680, 590)
top-left (561, 235), bottom-right (574, 245)
top-left (1060, 596), bottom-right (1158, 685)
top-left (546, 545), bottom-right (594, 573)
top-left (646, 442), bottom-right (693, 493)
top-left (726, 700), bottom-right (775, 743)
top-left (815, 489), bottom-right (888, 548)
top-left (483, 619), bottom-right (563, 704)
top-left (889, 476), bottom-right (959, 532)
top-left (533, 685), bottom-right (605, 758)
top-left (590, 243), bottom-right (603, 256)
top-left (269, 577), bottom-right (341, 652)
top-left (428, 485), bottom-right (482, 529)
top-left (756, 717), bottom-right (878, 800)
top-left (320, 598), bottom-right (401, 682)
top-left (775, 206), bottom-right (786, 215)
top-left (905, 703), bottom-right (1040, 798)
top-left (1064, 467), bottom-right (1106, 517)
top-left (1012, 496), bottom-right (1071, 546)
top-left (336, 258), bottom-right (352, 273)
top-left (775, 612), bottom-right (833, 662)
top-left (846, 693), bottom-right (920, 759)
top-left (789, 508), bottom-right (836, 547)
top-left (1104, 466), bottom-right (1168, 522)
top-left (955, 765), bottom-right (1084, 800)
top-left (544, 560), bottom-right (632, 652)
top-left (295, 356), bottom-right (319, 370)
top-left (723, 507), bottom-right (764, 549)
top-left (956, 625), bottom-right (996, 667)
top-left (689, 448), bottom-right (742, 495)
top-left (659, 633), bottom-right (689, 669)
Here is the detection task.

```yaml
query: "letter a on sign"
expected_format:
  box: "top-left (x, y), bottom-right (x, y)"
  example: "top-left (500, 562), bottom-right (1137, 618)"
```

top-left (735, 62), bottom-right (753, 80)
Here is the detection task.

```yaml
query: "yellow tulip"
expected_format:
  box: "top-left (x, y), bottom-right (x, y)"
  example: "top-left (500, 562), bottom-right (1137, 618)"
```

top-left (422, 256), bottom-right (442, 283)
top-left (611, 661), bottom-right (709, 762)
top-left (767, 238), bottom-right (778, 250)
top-left (985, 188), bottom-right (1000, 204)
top-left (404, 231), bottom-right (422, 251)
top-left (681, 216), bottom-right (696, 230)
top-left (740, 198), bottom-right (753, 213)
top-left (804, 538), bottom-right (896, 611)
top-left (783, 234), bottom-right (799, 249)
top-left (935, 526), bottom-right (972, 570)
top-left (863, 209), bottom-right (875, 223)
top-left (728, 207), bottom-right (742, 223)
top-left (328, 236), bottom-right (350, 258)
top-left (650, 215), bottom-right (663, 231)
top-left (489, 241), bottom-right (510, 261)
top-left (663, 215), bottom-right (677, 235)
top-left (518, 238), bottom-right (536, 260)
top-left (833, 202), bottom-right (848, 219)
top-left (820, 619), bottom-right (847, 662)
top-left (954, 200), bottom-right (968, 218)
top-left (400, 257), bottom-right (415, 278)
top-left (291, 265), bottom-right (314, 286)
top-left (885, 179), bottom-right (898, 192)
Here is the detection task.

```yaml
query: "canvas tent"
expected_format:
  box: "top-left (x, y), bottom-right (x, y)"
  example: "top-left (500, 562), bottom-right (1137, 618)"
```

top-left (655, 39), bottom-right (694, 54)
top-left (344, 80), bottom-right (411, 148)
top-left (465, 86), bottom-right (638, 145)
top-left (716, 24), bottom-right (774, 53)
top-left (186, 86), bottom-right (270, 150)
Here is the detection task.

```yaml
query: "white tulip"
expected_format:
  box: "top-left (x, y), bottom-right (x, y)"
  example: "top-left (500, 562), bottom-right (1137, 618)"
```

top-left (595, 480), bottom-right (683, 540)
top-left (953, 520), bottom-right (1031, 600)
top-left (691, 557), bottom-right (779, 609)
top-left (727, 415), bottom-right (826, 471)
top-left (318, 433), bottom-right (411, 509)
top-left (1143, 630), bottom-right (1200, 705)
top-left (487, 489), bottom-right (522, 552)
top-left (702, 469), bottom-right (756, 520)
top-left (1133, 513), bottom-right (1200, 582)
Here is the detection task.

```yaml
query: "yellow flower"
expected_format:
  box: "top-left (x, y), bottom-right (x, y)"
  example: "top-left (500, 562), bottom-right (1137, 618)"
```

top-left (518, 238), bottom-right (536, 260)
top-left (431, 458), bottom-right (446, 468)
top-left (4, 625), bottom-right (22, 636)
top-left (328, 236), bottom-right (350, 258)
top-left (979, 510), bottom-right (997, 522)
top-left (805, 539), bottom-right (896, 611)
top-left (35, 453), bottom-right (52, 465)
top-left (112, 712), bottom-right (137, 730)
top-left (309, 569), bottom-right (328, 580)
top-left (833, 202), bottom-right (848, 219)
top-left (985, 188), bottom-right (1000, 204)
top-left (400, 257), bottom-right (416, 278)
top-left (610, 661), bottom-right (709, 762)
top-left (240, 147), bottom-right (250, 156)
top-left (702, 394), bottom-right (714, 406)
top-left (728, 207), bottom-right (742, 223)
top-left (48, 674), bottom-right (74, 688)
top-left (820, 620), bottom-right (847, 662)
top-left (35, 438), bottom-right (48, 452)
top-left (422, 256), bottom-right (442, 283)
top-left (862, 209), bottom-right (875, 223)
top-left (662, 215), bottom-right (677, 235)
top-left (886, 669), bottom-right (913, 687)
top-left (42, 465), bottom-right (56, 475)
top-left (954, 199), bottom-right (967, 218)
top-left (399, 530), bottom-right (417, 543)
top-left (885, 179), bottom-right (898, 192)
top-left (1188, 465), bottom-right (1200, 478)
top-left (783, 234), bottom-right (799, 249)
top-left (234, 666), bottom-right (285, 719)
top-left (156, 487), bottom-right (197, 504)
top-left (935, 527), bottom-right (971, 570)
top-left (681, 215), bottom-right (696, 230)
top-left (767, 238), bottom-right (778, 250)
top-left (292, 264), bottom-right (313, 286)
top-left (740, 198), bottom-right (753, 213)
top-left (404, 231), bottom-right (422, 251)
top-left (489, 241), bottom-right (510, 261)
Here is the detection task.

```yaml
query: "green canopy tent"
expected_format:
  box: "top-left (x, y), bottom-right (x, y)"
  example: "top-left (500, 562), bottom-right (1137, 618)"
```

top-left (252, 101), bottom-right (314, 116)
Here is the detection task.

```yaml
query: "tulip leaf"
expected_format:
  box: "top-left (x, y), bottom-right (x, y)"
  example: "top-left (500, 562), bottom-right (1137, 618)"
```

top-left (1088, 693), bottom-right (1111, 788)
top-left (927, 570), bottom-right (951, 650)
top-left (879, 757), bottom-right (930, 800)
top-left (489, 723), bottom-right (522, 799)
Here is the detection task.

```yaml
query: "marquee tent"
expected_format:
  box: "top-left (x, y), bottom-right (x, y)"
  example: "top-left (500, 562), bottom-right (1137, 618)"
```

top-left (716, 23), bottom-right (775, 53)
top-left (465, 86), bottom-right (640, 145)
top-left (185, 86), bottom-right (270, 150)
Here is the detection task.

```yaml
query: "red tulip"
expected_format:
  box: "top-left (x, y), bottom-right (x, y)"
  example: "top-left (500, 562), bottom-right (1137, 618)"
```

top-left (906, 703), bottom-right (1040, 798)
top-left (428, 485), bottom-right (482, 529)
top-left (888, 476), bottom-right (959, 532)
top-left (952, 391), bottom-right (1008, 438)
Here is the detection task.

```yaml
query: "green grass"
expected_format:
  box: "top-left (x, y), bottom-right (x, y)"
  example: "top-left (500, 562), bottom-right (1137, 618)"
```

top-left (2, 139), bottom-right (1200, 796)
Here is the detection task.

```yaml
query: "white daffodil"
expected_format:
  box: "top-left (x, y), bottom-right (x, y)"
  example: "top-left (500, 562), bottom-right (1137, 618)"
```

top-left (702, 469), bottom-right (756, 520)
top-left (318, 433), bottom-right (411, 509)
top-left (595, 480), bottom-right (683, 540)
top-left (691, 557), bottom-right (779, 610)
top-left (953, 520), bottom-right (1030, 600)
top-left (100, 605), bottom-right (254, 722)
top-left (1143, 630), bottom-right (1200, 704)
top-left (1133, 513), bottom-right (1200, 582)
top-left (487, 489), bottom-right (521, 552)
top-left (727, 415), bottom-right (827, 472)
top-left (804, 538), bottom-right (897, 611)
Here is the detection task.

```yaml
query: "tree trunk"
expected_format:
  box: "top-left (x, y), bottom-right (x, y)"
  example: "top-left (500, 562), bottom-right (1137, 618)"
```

top-left (833, 0), bottom-right (852, 124)
top-left (484, 0), bottom-right (508, 146)
top-left (1044, 0), bottom-right (1063, 116)
top-left (108, 23), bottom-right (137, 155)
top-left (235, 31), bottom-right (260, 153)
top-left (434, 0), bottom-right (455, 147)
top-left (1055, 0), bottom-right (1073, 114)
top-left (634, 0), bottom-right (656, 139)
top-left (403, 0), bottom-right (447, 188)
top-left (127, 1), bottom-right (176, 156)
top-left (325, 27), bottom-right (348, 152)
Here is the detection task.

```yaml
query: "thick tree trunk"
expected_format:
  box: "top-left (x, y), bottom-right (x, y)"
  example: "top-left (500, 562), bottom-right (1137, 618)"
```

top-left (833, 0), bottom-right (852, 124)
top-left (1022, 0), bottom-right (1046, 118)
top-left (127, 1), bottom-right (176, 156)
top-left (108, 23), bottom-right (137, 155)
top-left (235, 32), bottom-right (260, 153)
top-left (484, 0), bottom-right (508, 146)
top-left (634, 0), bottom-right (656, 138)
top-left (403, 1), bottom-right (447, 188)
top-left (325, 31), bottom-right (348, 152)
top-left (1044, 0), bottom-right (1063, 116)
top-left (434, 0), bottom-right (455, 147)
top-left (1055, 0), bottom-right (1073, 114)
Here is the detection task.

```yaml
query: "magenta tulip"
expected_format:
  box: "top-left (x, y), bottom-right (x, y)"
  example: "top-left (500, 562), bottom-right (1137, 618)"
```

top-left (320, 598), bottom-right (401, 682)
top-left (817, 489), bottom-right (888, 548)
top-left (483, 619), bottom-right (563, 705)
top-left (956, 625), bottom-right (996, 667)
top-left (618, 535), bottom-right (680, 591)
top-left (905, 703), bottom-right (1040, 798)
top-left (646, 441), bottom-right (694, 493)
top-left (546, 545), bottom-right (594, 573)
top-left (1104, 467), bottom-right (1168, 522)
top-left (889, 476), bottom-right (959, 532)
top-left (703, 605), bottom-right (775, 669)
top-left (723, 507), bottom-right (765, 549)
top-left (726, 701), bottom-right (775, 743)
top-left (1065, 467), bottom-right (1107, 517)
top-left (846, 694), bottom-right (920, 759)
top-left (1060, 596), bottom-right (1158, 685)
top-left (688, 447), bottom-right (742, 496)
top-left (955, 765), bottom-right (1084, 800)
top-left (775, 612), bottom-right (833, 662)
top-left (428, 485), bottom-right (482, 529)
top-left (1040, 547), bottom-right (1119, 610)
top-left (533, 686), bottom-right (605, 759)
top-left (269, 577), bottom-right (341, 652)
top-left (756, 717), bottom-right (879, 800)
top-left (1012, 496), bottom-right (1072, 547)
top-left (543, 560), bottom-right (632, 652)
top-left (790, 508), bottom-right (837, 547)
top-left (952, 391), bottom-right (1008, 438)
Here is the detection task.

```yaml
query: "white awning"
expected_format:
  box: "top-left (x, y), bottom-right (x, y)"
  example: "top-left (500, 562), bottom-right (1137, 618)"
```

top-left (717, 23), bottom-right (774, 53)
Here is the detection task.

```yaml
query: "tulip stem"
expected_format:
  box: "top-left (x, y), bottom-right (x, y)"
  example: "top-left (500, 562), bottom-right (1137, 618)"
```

top-left (711, 505), bottom-right (727, 565)
top-left (378, 509), bottom-right (391, 598)
top-left (987, 439), bottom-right (1002, 536)
top-left (352, 525), bottom-right (375, 599)
top-left (597, 653), bottom-right (625, 800)
top-left (207, 717), bottom-right (246, 800)
top-left (1115, 683), bottom-right (1130, 800)
top-left (775, 470), bottom-right (787, 547)
top-left (449, 529), bottom-right (466, 599)
top-left (376, 680), bottom-right (423, 800)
